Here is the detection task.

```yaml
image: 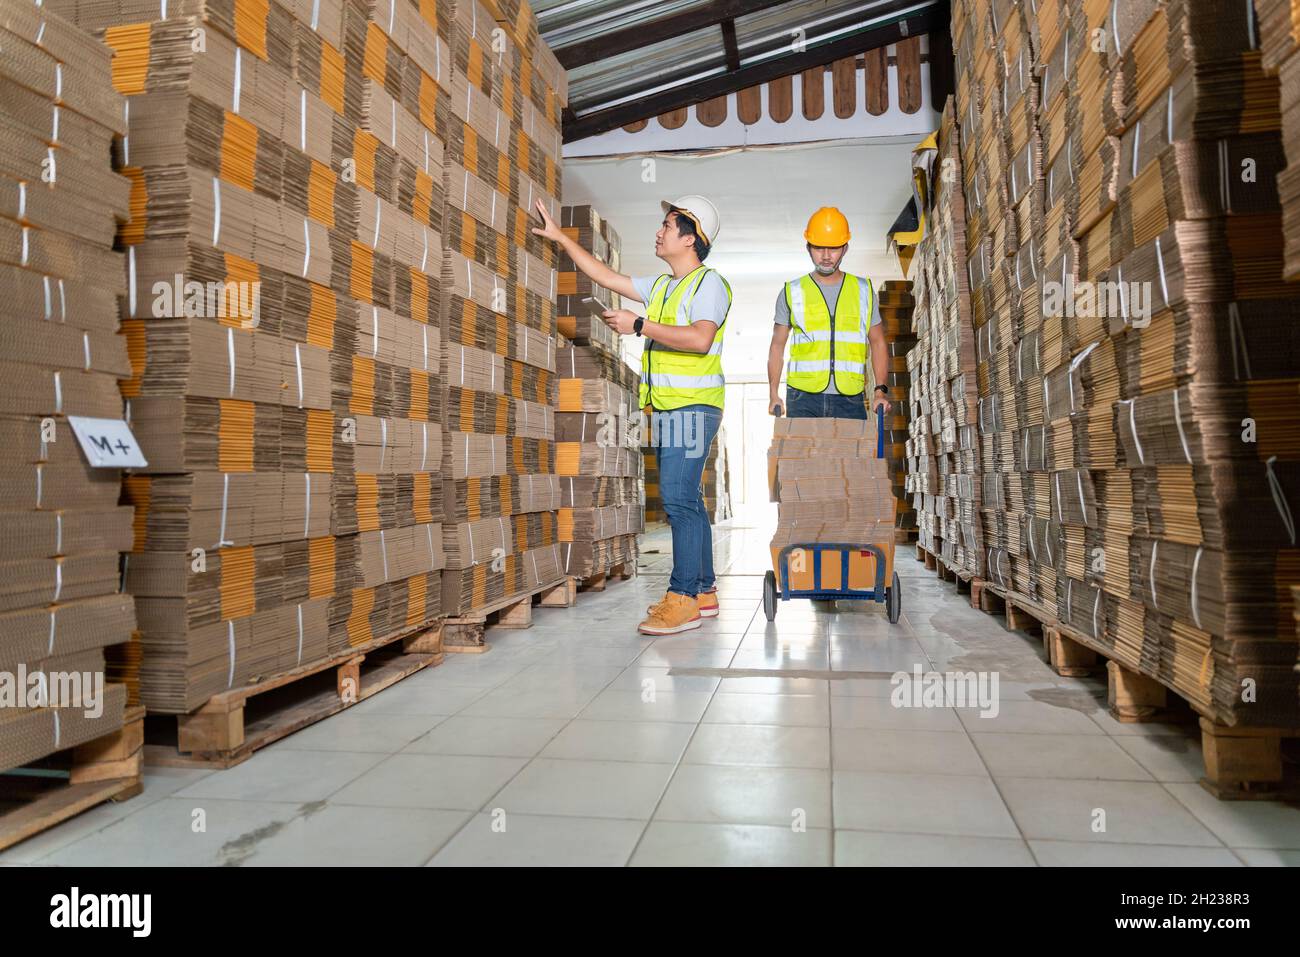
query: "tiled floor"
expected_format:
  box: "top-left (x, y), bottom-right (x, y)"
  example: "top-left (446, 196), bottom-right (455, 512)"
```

top-left (5, 519), bottom-right (1299, 866)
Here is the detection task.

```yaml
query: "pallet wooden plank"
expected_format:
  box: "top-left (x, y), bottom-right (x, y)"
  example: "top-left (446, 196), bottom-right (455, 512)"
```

top-left (864, 47), bottom-right (889, 115)
top-left (801, 65), bottom-right (824, 119)
top-left (737, 85), bottom-right (762, 124)
top-left (768, 75), bottom-right (793, 122)
top-left (831, 56), bottom-right (856, 118)
top-left (0, 778), bottom-right (140, 852)
top-left (896, 35), bottom-right (923, 113)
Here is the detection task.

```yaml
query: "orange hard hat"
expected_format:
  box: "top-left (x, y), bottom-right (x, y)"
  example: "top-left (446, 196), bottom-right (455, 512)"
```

top-left (804, 207), bottom-right (851, 246)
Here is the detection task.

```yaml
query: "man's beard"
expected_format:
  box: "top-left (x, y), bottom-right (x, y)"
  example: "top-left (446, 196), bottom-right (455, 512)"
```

top-left (814, 262), bottom-right (837, 275)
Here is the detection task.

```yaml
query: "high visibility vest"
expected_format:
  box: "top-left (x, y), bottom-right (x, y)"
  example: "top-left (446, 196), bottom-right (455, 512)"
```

top-left (638, 265), bottom-right (731, 411)
top-left (785, 273), bottom-right (873, 395)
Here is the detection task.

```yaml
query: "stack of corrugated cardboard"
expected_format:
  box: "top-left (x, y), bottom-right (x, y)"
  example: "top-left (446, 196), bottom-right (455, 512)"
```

top-left (906, 96), bottom-right (983, 578)
top-left (439, 0), bottom-right (564, 614)
top-left (879, 279), bottom-right (917, 541)
top-left (0, 0), bottom-right (133, 768)
top-left (953, 0), bottom-right (1300, 728)
top-left (769, 417), bottom-right (894, 591)
top-left (702, 436), bottom-right (732, 524)
top-left (47, 0), bottom-right (453, 713)
top-left (554, 204), bottom-right (642, 579)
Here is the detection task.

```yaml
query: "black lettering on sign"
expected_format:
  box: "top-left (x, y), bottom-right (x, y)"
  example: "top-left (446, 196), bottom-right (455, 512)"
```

top-left (90, 434), bottom-right (115, 456)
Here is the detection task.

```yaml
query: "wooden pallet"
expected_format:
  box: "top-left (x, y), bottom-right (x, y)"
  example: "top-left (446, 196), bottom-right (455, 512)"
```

top-left (444, 577), bottom-right (567, 653)
top-left (0, 704), bottom-right (145, 852)
top-left (145, 623), bottom-right (444, 770)
top-left (973, 580), bottom-right (1300, 800)
top-left (559, 559), bottom-right (636, 597)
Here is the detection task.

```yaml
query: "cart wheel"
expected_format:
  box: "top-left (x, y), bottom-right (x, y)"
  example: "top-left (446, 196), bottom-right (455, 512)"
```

top-left (886, 570), bottom-right (902, 624)
top-left (763, 571), bottom-right (778, 621)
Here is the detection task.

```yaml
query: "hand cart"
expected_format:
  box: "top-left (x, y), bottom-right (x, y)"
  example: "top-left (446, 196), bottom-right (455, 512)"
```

top-left (763, 406), bottom-right (901, 624)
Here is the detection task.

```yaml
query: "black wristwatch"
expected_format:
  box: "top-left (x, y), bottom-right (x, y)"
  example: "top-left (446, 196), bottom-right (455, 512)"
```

top-left (874, 384), bottom-right (889, 395)
top-left (633, 317), bottom-right (645, 336)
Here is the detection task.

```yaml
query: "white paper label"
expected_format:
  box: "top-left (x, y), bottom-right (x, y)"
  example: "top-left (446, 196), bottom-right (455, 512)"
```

top-left (67, 417), bottom-right (148, 468)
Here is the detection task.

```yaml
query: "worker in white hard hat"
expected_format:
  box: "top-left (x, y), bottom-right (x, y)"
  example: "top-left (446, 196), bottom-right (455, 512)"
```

top-left (533, 195), bottom-right (731, 636)
top-left (767, 206), bottom-right (892, 419)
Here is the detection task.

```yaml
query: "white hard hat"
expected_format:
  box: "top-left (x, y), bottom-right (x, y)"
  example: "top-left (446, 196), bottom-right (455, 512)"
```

top-left (661, 195), bottom-right (721, 246)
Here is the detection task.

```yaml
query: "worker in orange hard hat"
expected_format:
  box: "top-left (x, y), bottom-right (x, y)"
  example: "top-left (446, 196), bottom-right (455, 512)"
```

top-left (767, 206), bottom-right (891, 419)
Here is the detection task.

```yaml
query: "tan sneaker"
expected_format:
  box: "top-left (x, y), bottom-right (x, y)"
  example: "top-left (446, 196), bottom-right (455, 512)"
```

top-left (645, 593), bottom-right (672, 617)
top-left (638, 593), bottom-right (702, 636)
top-left (696, 590), bottom-right (719, 618)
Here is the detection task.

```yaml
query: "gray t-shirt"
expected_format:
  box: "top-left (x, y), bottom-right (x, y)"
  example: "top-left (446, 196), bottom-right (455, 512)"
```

top-left (774, 273), bottom-right (881, 395)
top-left (632, 270), bottom-right (730, 327)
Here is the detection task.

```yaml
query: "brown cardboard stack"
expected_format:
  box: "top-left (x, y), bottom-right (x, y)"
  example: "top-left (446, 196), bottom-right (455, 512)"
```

top-left (906, 95), bottom-right (983, 578)
top-left (47, 0), bottom-right (453, 713)
top-left (439, 0), bottom-right (564, 614)
top-left (879, 279), bottom-right (917, 540)
top-left (951, 0), bottom-right (1300, 728)
top-left (702, 434), bottom-right (732, 524)
top-left (554, 204), bottom-right (642, 579)
top-left (769, 417), bottom-right (894, 591)
top-left (642, 446), bottom-right (664, 524)
top-left (0, 0), bottom-right (133, 769)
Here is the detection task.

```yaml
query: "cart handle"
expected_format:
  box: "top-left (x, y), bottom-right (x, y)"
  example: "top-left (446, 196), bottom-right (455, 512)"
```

top-left (876, 403), bottom-right (884, 459)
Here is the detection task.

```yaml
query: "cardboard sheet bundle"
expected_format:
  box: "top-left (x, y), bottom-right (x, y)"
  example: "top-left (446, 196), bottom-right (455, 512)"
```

top-left (905, 97), bottom-right (983, 578)
top-left (0, 0), bottom-right (134, 770)
top-left (37, 0), bottom-right (458, 713)
top-left (438, 0), bottom-right (564, 614)
top-left (768, 417), bottom-right (894, 591)
top-left (551, 204), bottom-right (642, 579)
top-left (878, 280), bottom-right (917, 540)
top-left (949, 0), bottom-right (1300, 728)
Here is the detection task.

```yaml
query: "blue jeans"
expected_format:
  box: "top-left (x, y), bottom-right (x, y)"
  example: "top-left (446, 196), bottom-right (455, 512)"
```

top-left (786, 387), bottom-right (868, 419)
top-left (649, 404), bottom-right (721, 597)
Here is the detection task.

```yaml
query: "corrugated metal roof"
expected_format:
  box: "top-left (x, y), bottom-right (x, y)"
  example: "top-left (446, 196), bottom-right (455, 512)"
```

top-left (540, 0), bottom-right (943, 131)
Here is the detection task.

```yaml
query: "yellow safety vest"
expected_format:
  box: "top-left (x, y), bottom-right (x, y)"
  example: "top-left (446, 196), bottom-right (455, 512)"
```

top-left (785, 273), bottom-right (873, 395)
top-left (639, 265), bottom-right (731, 411)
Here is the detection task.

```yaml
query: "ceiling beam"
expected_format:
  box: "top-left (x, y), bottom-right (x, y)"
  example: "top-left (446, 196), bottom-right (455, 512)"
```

top-left (927, 2), bottom-right (955, 110)
top-left (553, 0), bottom-right (789, 69)
top-left (563, 8), bottom-right (944, 143)
top-left (721, 18), bottom-right (741, 74)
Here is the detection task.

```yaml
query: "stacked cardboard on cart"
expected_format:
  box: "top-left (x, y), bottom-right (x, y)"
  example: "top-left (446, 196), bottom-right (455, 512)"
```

top-left (906, 97), bottom-right (983, 578)
top-left (0, 0), bottom-right (133, 769)
top-left (45, 0), bottom-right (453, 713)
top-left (879, 280), bottom-right (918, 541)
top-left (769, 417), bottom-right (894, 592)
top-left (952, 0), bottom-right (1300, 727)
top-left (554, 204), bottom-right (642, 579)
top-left (439, 0), bottom-right (564, 614)
top-left (703, 436), bottom-right (732, 524)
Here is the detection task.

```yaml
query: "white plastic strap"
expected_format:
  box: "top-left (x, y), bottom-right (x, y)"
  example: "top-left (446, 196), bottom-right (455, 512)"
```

top-left (1126, 399), bottom-right (1145, 464)
top-left (43, 275), bottom-right (53, 319)
top-left (1091, 588), bottom-right (1101, 639)
top-left (218, 473), bottom-right (233, 547)
top-left (52, 711), bottom-right (60, 749)
top-left (1154, 236), bottom-right (1169, 306)
top-left (52, 561), bottom-right (62, 603)
top-left (380, 528), bottom-right (390, 581)
top-left (1190, 546), bottom-right (1203, 629)
top-left (1172, 389), bottom-right (1192, 464)
top-left (227, 621), bottom-right (236, 688)
top-left (421, 422), bottom-right (429, 472)
top-left (1076, 470), bottom-right (1088, 525)
top-left (212, 177), bottom-right (223, 245)
top-left (294, 343), bottom-right (304, 408)
top-left (48, 610), bottom-right (56, 656)
top-left (21, 226), bottom-right (30, 265)
top-left (83, 332), bottom-right (91, 371)
top-left (55, 513), bottom-right (63, 554)
top-left (296, 604), bottom-right (304, 665)
top-left (227, 327), bottom-right (237, 395)
top-left (303, 218), bottom-right (312, 277)
top-left (372, 306), bottom-right (380, 357)
top-left (128, 247), bottom-right (137, 315)
top-left (233, 48), bottom-right (243, 114)
top-left (300, 89), bottom-right (307, 151)
top-left (1149, 540), bottom-right (1159, 610)
top-left (52, 371), bottom-right (62, 413)
top-left (1266, 455), bottom-right (1297, 545)
top-left (426, 524), bottom-right (435, 566)
top-left (303, 473), bottom-right (312, 538)
top-left (1227, 303), bottom-right (1252, 380)
top-left (18, 182), bottom-right (26, 221)
top-left (372, 199), bottom-right (382, 249)
top-left (380, 418), bottom-right (389, 472)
